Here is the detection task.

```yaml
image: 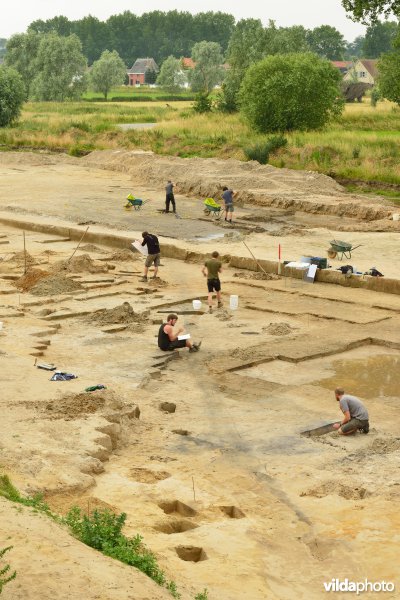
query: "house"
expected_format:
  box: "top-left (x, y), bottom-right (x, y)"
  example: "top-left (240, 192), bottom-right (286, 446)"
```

top-left (127, 58), bottom-right (159, 86)
top-left (343, 59), bottom-right (379, 85)
top-left (181, 57), bottom-right (195, 69)
top-left (331, 60), bottom-right (353, 75)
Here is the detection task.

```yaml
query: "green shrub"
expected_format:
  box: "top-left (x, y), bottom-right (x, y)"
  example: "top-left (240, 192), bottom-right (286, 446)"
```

top-left (194, 590), bottom-right (209, 600)
top-left (0, 547), bottom-right (16, 594)
top-left (244, 135), bottom-right (287, 164)
top-left (68, 143), bottom-right (94, 157)
top-left (193, 93), bottom-right (212, 114)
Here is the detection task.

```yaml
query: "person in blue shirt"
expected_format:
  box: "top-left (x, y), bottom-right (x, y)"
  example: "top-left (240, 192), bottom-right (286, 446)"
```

top-left (221, 186), bottom-right (236, 223)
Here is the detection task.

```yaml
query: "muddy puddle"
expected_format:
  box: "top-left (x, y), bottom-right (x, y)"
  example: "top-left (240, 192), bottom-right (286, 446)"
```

top-left (238, 346), bottom-right (400, 399)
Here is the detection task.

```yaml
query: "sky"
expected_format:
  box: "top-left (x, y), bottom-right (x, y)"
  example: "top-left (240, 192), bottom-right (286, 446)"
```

top-left (1, 0), bottom-right (366, 41)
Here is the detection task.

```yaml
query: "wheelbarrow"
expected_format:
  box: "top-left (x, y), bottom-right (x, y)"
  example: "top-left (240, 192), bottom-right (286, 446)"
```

top-left (203, 198), bottom-right (222, 220)
top-left (327, 239), bottom-right (362, 260)
top-left (125, 194), bottom-right (147, 211)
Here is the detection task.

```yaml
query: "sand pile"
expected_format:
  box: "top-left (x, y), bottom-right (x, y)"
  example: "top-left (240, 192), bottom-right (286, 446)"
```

top-left (80, 244), bottom-right (107, 254)
top-left (45, 390), bottom-right (107, 420)
top-left (263, 322), bottom-right (294, 336)
top-left (233, 271), bottom-right (280, 281)
top-left (105, 249), bottom-right (138, 261)
top-left (88, 301), bottom-right (145, 326)
top-left (31, 273), bottom-right (83, 296)
top-left (14, 268), bottom-right (49, 292)
top-left (51, 253), bottom-right (109, 274)
top-left (148, 277), bottom-right (168, 287)
top-left (7, 251), bottom-right (36, 266)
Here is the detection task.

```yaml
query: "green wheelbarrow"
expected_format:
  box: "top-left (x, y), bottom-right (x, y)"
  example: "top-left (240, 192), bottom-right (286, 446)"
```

top-left (327, 239), bottom-right (362, 260)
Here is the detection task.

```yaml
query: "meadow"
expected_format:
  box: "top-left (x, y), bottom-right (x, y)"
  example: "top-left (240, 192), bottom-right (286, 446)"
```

top-left (1, 87), bottom-right (399, 195)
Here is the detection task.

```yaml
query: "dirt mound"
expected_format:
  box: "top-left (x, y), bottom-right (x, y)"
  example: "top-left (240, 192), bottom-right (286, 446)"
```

top-left (31, 273), bottom-right (84, 296)
top-left (105, 249), bottom-right (138, 261)
top-left (80, 244), bottom-right (107, 254)
top-left (148, 277), bottom-right (168, 287)
top-left (88, 301), bottom-right (146, 326)
top-left (45, 391), bottom-right (106, 420)
top-left (51, 253), bottom-right (109, 273)
top-left (269, 226), bottom-right (308, 237)
top-left (233, 271), bottom-right (280, 281)
top-left (302, 482), bottom-right (368, 500)
top-left (7, 251), bottom-right (36, 266)
top-left (263, 322), bottom-right (294, 336)
top-left (369, 437), bottom-right (400, 454)
top-left (14, 268), bottom-right (49, 292)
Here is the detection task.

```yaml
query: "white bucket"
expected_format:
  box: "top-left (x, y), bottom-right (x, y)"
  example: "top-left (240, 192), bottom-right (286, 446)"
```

top-left (192, 300), bottom-right (202, 310)
top-left (393, 213), bottom-right (400, 221)
top-left (229, 295), bottom-right (239, 310)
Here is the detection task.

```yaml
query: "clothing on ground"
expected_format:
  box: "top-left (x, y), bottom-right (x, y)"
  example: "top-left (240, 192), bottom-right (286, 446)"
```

top-left (339, 394), bottom-right (369, 420)
top-left (142, 234), bottom-right (160, 254)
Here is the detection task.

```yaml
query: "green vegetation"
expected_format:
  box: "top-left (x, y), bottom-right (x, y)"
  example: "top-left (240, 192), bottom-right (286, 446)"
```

top-left (239, 53), bottom-right (343, 133)
top-left (0, 95), bottom-right (399, 187)
top-left (0, 66), bottom-right (25, 126)
top-left (0, 475), bottom-right (208, 598)
top-left (244, 135), bottom-right (287, 164)
top-left (90, 50), bottom-right (127, 100)
top-left (0, 547), bottom-right (16, 594)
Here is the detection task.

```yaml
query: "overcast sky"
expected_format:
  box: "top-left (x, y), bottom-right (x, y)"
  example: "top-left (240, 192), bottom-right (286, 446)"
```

top-left (1, 0), bottom-right (366, 41)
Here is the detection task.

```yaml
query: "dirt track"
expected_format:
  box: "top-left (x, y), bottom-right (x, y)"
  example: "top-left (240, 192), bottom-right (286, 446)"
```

top-left (0, 151), bottom-right (399, 600)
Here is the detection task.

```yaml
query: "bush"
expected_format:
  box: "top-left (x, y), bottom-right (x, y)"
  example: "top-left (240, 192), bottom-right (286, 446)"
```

top-left (239, 53), bottom-right (343, 133)
top-left (244, 135), bottom-right (287, 164)
top-left (193, 93), bottom-right (212, 113)
top-left (0, 66), bottom-right (25, 127)
top-left (68, 143), bottom-right (94, 157)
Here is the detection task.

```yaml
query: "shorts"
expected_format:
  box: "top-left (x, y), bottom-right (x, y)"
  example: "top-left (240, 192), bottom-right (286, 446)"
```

top-left (145, 253), bottom-right (161, 268)
top-left (224, 204), bottom-right (234, 212)
top-left (341, 418), bottom-right (369, 434)
top-left (163, 339), bottom-right (187, 350)
top-left (207, 278), bottom-right (221, 293)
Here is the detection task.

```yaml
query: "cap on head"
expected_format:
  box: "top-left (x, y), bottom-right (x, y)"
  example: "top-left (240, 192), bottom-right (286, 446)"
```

top-left (212, 251), bottom-right (219, 258)
top-left (335, 387), bottom-right (345, 396)
top-left (167, 313), bottom-right (178, 322)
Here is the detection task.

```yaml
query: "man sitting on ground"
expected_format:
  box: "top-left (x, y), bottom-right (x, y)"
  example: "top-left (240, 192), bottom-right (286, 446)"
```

top-left (158, 313), bottom-right (201, 353)
top-left (332, 387), bottom-right (369, 435)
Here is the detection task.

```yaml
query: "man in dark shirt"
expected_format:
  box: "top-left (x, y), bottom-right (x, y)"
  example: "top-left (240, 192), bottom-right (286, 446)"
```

top-left (165, 180), bottom-right (176, 213)
top-left (202, 251), bottom-right (223, 313)
top-left (221, 186), bottom-right (236, 223)
top-left (158, 313), bottom-right (201, 352)
top-left (140, 231), bottom-right (161, 282)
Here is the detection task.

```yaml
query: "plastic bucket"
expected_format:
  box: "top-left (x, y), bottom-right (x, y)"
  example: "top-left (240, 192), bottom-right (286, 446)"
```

top-left (229, 295), bottom-right (239, 310)
top-left (192, 300), bottom-right (202, 310)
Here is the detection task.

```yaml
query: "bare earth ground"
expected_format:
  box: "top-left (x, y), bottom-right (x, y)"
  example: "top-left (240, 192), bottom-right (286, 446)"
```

top-left (0, 151), bottom-right (399, 600)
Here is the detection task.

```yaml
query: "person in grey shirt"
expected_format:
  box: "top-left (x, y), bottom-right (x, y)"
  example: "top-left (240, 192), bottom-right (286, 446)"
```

top-left (333, 387), bottom-right (369, 435)
top-left (165, 180), bottom-right (176, 213)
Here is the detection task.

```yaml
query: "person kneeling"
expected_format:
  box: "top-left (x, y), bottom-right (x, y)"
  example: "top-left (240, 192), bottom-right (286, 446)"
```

top-left (158, 313), bottom-right (201, 353)
top-left (332, 387), bottom-right (369, 435)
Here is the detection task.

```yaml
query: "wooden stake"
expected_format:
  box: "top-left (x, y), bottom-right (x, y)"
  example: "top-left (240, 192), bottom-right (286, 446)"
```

top-left (242, 241), bottom-right (268, 275)
top-left (192, 476), bottom-right (196, 502)
top-left (65, 227), bottom-right (89, 266)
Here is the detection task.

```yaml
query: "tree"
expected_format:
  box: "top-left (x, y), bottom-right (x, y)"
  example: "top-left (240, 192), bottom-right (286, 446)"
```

top-left (363, 19), bottom-right (399, 56)
top-left (239, 53), bottom-right (343, 133)
top-left (342, 1), bottom-right (400, 22)
top-left (156, 56), bottom-right (186, 91)
top-left (31, 33), bottom-right (88, 101)
top-left (307, 25), bottom-right (347, 59)
top-left (90, 50), bottom-right (126, 99)
top-left (4, 31), bottom-right (41, 98)
top-left (0, 66), bottom-right (25, 127)
top-left (145, 68), bottom-right (157, 84)
top-left (189, 41), bottom-right (225, 93)
top-left (346, 35), bottom-right (366, 57)
top-left (378, 36), bottom-right (400, 102)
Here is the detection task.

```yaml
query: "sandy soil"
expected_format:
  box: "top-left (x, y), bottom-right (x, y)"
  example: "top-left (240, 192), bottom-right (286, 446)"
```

top-left (0, 151), bottom-right (399, 600)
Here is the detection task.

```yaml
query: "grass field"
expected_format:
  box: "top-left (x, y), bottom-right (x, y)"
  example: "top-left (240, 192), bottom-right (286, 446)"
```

top-left (1, 89), bottom-right (399, 193)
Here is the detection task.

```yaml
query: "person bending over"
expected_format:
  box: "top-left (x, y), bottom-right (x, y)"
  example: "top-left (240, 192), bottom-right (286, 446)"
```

top-left (332, 387), bottom-right (369, 435)
top-left (140, 231), bottom-right (160, 282)
top-left (158, 313), bottom-right (201, 353)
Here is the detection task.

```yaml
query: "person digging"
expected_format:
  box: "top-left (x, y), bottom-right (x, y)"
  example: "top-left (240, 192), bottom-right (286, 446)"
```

top-left (332, 387), bottom-right (369, 435)
top-left (202, 250), bottom-right (223, 313)
top-left (158, 313), bottom-right (201, 353)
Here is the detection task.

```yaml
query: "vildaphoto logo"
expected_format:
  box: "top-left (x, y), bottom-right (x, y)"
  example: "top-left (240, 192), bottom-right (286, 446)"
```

top-left (324, 579), bottom-right (395, 594)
